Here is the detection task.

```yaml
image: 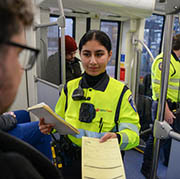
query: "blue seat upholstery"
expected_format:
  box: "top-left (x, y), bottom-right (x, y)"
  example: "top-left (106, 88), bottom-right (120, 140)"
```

top-left (8, 110), bottom-right (52, 160)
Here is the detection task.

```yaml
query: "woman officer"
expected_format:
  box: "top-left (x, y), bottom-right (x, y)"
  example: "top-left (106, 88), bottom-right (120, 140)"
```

top-left (39, 30), bottom-right (140, 178)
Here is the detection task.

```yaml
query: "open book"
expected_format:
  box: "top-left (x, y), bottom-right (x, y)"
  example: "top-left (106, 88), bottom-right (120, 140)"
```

top-left (82, 137), bottom-right (126, 179)
top-left (28, 102), bottom-right (79, 135)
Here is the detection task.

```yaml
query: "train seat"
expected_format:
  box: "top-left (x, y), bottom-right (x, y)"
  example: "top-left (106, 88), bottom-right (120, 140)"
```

top-left (7, 110), bottom-right (52, 160)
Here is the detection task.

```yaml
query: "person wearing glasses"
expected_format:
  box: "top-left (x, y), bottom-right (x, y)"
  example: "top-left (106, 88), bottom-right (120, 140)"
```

top-left (0, 30), bottom-right (51, 160)
top-left (0, 3), bottom-right (52, 161)
top-left (46, 35), bottom-right (82, 85)
top-left (0, 0), bottom-right (62, 178)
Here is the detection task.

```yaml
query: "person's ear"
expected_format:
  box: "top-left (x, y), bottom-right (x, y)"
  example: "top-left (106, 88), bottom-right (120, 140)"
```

top-left (107, 50), bottom-right (112, 62)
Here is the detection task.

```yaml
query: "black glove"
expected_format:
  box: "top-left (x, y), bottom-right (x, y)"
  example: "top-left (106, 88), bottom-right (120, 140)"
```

top-left (0, 114), bottom-right (17, 131)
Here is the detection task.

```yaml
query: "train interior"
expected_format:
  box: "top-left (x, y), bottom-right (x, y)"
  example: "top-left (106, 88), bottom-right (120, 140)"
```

top-left (8, 0), bottom-right (180, 178)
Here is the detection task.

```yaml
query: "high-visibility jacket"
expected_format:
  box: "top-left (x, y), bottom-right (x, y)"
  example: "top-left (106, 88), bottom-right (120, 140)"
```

top-left (55, 73), bottom-right (140, 150)
top-left (151, 51), bottom-right (180, 102)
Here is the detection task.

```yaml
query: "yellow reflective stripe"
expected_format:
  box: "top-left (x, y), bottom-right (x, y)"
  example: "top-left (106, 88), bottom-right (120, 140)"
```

top-left (51, 146), bottom-right (56, 158)
top-left (169, 78), bottom-right (180, 83)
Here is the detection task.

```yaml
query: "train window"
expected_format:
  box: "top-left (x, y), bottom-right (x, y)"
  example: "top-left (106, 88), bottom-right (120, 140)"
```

top-left (47, 17), bottom-right (59, 58)
top-left (100, 20), bottom-right (120, 79)
top-left (39, 16), bottom-right (75, 85)
top-left (137, 14), bottom-right (165, 135)
top-left (173, 17), bottom-right (180, 34)
top-left (47, 16), bottom-right (74, 57)
top-left (139, 15), bottom-right (179, 89)
top-left (49, 16), bottom-right (74, 37)
top-left (140, 14), bottom-right (165, 80)
top-left (139, 15), bottom-right (179, 82)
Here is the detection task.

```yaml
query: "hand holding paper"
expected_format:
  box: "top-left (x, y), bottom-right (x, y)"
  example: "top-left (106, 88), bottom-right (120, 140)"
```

top-left (28, 102), bottom-right (79, 135)
top-left (38, 118), bottom-right (55, 134)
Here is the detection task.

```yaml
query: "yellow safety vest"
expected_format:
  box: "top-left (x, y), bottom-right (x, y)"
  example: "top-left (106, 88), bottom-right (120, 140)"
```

top-left (55, 75), bottom-right (140, 150)
top-left (151, 52), bottom-right (180, 102)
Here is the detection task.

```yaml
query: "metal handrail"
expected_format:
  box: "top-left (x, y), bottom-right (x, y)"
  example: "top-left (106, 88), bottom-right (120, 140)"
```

top-left (34, 76), bottom-right (59, 89)
top-left (33, 0), bottom-right (66, 84)
top-left (57, 0), bottom-right (66, 84)
top-left (151, 14), bottom-right (174, 179)
top-left (135, 39), bottom-right (155, 62)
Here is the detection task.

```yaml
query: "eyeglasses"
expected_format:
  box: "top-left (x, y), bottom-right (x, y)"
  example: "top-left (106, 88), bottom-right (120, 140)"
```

top-left (6, 41), bottom-right (40, 70)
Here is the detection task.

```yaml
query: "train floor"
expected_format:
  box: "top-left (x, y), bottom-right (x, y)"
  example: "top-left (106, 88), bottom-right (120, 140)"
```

top-left (124, 149), bottom-right (167, 179)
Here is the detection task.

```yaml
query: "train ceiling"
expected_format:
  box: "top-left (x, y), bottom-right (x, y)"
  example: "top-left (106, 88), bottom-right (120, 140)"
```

top-left (38, 0), bottom-right (156, 19)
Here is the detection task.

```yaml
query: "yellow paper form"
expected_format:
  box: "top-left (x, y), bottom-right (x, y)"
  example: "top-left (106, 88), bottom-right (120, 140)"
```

top-left (82, 136), bottom-right (126, 179)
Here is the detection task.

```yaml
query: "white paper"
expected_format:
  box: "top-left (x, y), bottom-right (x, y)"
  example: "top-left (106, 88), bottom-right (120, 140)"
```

top-left (82, 137), bottom-right (126, 179)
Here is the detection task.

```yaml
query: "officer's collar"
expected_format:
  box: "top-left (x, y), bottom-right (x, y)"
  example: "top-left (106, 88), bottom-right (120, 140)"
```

top-left (172, 50), bottom-right (180, 62)
top-left (81, 71), bottom-right (109, 91)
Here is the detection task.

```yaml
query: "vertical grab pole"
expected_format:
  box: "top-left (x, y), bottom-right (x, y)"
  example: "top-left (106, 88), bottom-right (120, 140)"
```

top-left (25, 69), bottom-right (30, 107)
top-left (57, 0), bottom-right (66, 84)
top-left (134, 49), bottom-right (141, 105)
top-left (151, 14), bottom-right (174, 179)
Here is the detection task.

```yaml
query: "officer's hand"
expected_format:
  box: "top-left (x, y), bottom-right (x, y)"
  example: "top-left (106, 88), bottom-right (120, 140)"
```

top-left (165, 108), bottom-right (176, 124)
top-left (99, 132), bottom-right (117, 143)
top-left (38, 118), bottom-right (55, 134)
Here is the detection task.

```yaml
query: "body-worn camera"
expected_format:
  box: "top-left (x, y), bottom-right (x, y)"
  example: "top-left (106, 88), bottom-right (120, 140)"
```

top-left (79, 103), bottom-right (96, 123)
top-left (72, 86), bottom-right (85, 100)
top-left (72, 80), bottom-right (90, 101)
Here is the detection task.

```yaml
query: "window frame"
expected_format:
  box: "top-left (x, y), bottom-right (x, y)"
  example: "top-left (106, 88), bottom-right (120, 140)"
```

top-left (100, 19), bottom-right (121, 79)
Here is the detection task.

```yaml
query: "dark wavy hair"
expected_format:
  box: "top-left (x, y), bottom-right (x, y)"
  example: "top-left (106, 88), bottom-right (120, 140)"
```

top-left (0, 0), bottom-right (33, 44)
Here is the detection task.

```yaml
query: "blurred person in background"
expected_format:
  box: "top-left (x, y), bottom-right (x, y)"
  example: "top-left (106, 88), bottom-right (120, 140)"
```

top-left (46, 35), bottom-right (82, 85)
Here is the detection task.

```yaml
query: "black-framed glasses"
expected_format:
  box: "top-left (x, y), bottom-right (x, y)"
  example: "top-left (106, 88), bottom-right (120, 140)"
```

top-left (6, 41), bottom-right (40, 70)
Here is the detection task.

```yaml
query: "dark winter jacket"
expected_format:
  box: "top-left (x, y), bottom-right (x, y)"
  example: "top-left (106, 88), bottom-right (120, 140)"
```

top-left (46, 52), bottom-right (82, 85)
top-left (0, 114), bottom-right (17, 131)
top-left (66, 57), bottom-right (82, 82)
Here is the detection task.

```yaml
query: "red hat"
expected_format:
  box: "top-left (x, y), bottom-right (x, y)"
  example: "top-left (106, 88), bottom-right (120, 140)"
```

top-left (64, 35), bottom-right (77, 54)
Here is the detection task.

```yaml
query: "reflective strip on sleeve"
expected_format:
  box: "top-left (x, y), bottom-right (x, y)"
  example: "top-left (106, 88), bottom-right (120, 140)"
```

top-left (151, 72), bottom-right (155, 77)
top-left (74, 129), bottom-right (105, 139)
top-left (118, 123), bottom-right (139, 135)
top-left (169, 78), bottom-right (180, 83)
top-left (152, 78), bottom-right (160, 85)
top-left (120, 132), bottom-right (129, 150)
top-left (152, 79), bottom-right (179, 90)
top-left (168, 84), bottom-right (179, 90)
top-left (155, 92), bottom-right (159, 98)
